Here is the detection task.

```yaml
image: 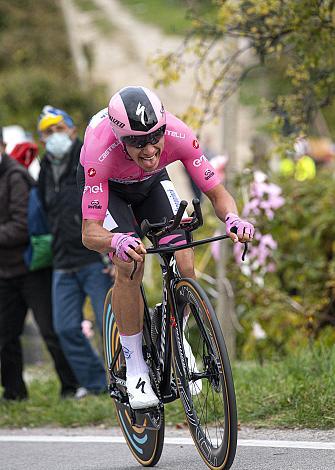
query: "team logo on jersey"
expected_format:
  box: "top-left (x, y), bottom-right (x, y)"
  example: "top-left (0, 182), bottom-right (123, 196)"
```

top-left (136, 102), bottom-right (147, 126)
top-left (193, 139), bottom-right (200, 149)
top-left (88, 168), bottom-right (96, 177)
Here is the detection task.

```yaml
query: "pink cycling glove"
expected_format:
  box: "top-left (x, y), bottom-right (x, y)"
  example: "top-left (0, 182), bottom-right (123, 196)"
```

top-left (225, 212), bottom-right (255, 239)
top-left (110, 233), bottom-right (141, 262)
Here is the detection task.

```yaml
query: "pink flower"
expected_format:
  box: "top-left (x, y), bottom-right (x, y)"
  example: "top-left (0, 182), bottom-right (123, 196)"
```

top-left (234, 232), bottom-right (277, 274)
top-left (243, 173), bottom-right (285, 220)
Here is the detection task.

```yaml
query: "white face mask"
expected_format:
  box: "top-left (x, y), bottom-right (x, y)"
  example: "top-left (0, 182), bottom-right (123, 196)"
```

top-left (45, 132), bottom-right (72, 160)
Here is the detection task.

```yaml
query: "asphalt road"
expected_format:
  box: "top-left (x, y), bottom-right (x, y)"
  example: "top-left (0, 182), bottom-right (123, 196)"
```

top-left (0, 427), bottom-right (334, 470)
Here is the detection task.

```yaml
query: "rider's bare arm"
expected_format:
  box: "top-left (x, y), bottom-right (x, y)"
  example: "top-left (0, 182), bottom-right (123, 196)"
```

top-left (82, 219), bottom-right (146, 262)
top-left (82, 219), bottom-right (113, 253)
top-left (205, 184), bottom-right (254, 243)
top-left (205, 184), bottom-right (238, 221)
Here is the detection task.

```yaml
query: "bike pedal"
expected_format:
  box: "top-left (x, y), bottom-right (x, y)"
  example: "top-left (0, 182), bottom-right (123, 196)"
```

top-left (109, 385), bottom-right (128, 403)
top-left (131, 406), bottom-right (163, 430)
top-left (109, 389), bottom-right (121, 400)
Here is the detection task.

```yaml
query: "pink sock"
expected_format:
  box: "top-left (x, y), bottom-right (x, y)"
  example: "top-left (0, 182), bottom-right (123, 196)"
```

top-left (119, 331), bottom-right (148, 377)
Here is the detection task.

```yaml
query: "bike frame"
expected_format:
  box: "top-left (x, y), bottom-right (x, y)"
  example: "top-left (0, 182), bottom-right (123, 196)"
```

top-left (108, 232), bottom-right (235, 407)
top-left (108, 197), bottom-right (247, 411)
top-left (142, 230), bottom-right (240, 404)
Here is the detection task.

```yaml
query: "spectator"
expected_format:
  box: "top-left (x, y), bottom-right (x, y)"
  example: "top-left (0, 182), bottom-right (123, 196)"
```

top-left (7, 133), bottom-right (79, 399)
top-left (0, 128), bottom-right (76, 400)
top-left (294, 136), bottom-right (335, 167)
top-left (37, 106), bottom-right (112, 397)
top-left (10, 140), bottom-right (40, 179)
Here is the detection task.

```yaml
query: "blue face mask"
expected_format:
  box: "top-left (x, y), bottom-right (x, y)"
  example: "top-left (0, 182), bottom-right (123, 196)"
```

top-left (45, 132), bottom-right (72, 160)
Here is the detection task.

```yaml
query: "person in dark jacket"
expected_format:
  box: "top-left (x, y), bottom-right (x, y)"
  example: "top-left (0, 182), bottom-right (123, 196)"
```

top-left (37, 106), bottom-right (112, 397)
top-left (0, 128), bottom-right (78, 400)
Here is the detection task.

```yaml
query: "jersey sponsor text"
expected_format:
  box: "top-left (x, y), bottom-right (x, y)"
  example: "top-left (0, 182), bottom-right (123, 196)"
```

top-left (84, 183), bottom-right (103, 194)
top-left (193, 154), bottom-right (208, 167)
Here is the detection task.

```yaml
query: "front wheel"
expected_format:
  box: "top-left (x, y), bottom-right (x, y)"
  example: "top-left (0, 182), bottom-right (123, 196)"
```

top-left (171, 279), bottom-right (237, 470)
top-left (103, 289), bottom-right (165, 467)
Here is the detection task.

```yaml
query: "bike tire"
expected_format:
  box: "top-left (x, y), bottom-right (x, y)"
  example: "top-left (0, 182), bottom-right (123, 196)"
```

top-left (103, 289), bottom-right (165, 467)
top-left (171, 278), bottom-right (238, 470)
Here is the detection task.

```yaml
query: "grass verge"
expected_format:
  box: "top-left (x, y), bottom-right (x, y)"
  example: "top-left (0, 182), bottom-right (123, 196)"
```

top-left (1, 346), bottom-right (334, 429)
top-left (234, 346), bottom-right (335, 429)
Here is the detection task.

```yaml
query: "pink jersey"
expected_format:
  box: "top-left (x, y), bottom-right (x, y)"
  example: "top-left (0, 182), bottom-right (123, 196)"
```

top-left (80, 109), bottom-right (220, 220)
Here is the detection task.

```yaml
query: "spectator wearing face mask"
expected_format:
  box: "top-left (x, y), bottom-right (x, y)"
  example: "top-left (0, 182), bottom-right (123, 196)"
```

top-left (37, 106), bottom-right (113, 398)
top-left (0, 129), bottom-right (80, 400)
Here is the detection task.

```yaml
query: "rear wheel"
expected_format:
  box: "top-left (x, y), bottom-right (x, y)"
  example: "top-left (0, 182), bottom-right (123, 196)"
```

top-left (171, 279), bottom-right (237, 470)
top-left (103, 289), bottom-right (165, 467)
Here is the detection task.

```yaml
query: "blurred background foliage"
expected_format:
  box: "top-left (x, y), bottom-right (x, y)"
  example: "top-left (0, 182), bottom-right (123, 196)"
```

top-left (151, 0), bottom-right (335, 136)
top-left (121, 0), bottom-right (190, 34)
top-left (0, 0), bottom-right (106, 136)
top-left (145, 167), bottom-right (335, 361)
top-left (232, 169), bottom-right (335, 360)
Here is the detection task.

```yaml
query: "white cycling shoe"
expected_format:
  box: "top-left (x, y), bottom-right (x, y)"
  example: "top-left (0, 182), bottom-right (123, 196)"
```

top-left (183, 334), bottom-right (203, 395)
top-left (126, 373), bottom-right (159, 410)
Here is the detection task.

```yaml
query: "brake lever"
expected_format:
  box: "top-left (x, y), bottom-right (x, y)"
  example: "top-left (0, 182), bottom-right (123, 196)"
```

top-left (230, 226), bottom-right (248, 261)
top-left (241, 242), bottom-right (248, 261)
top-left (130, 261), bottom-right (137, 280)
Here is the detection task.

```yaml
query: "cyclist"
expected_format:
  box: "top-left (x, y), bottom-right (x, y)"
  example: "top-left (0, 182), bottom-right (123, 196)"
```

top-left (78, 86), bottom-right (254, 409)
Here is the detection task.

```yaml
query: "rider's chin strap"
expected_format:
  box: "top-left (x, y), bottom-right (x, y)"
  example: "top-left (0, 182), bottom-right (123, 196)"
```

top-left (122, 142), bottom-right (133, 161)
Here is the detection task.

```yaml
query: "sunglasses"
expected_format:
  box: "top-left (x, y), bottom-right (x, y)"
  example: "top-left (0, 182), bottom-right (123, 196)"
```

top-left (121, 125), bottom-right (166, 149)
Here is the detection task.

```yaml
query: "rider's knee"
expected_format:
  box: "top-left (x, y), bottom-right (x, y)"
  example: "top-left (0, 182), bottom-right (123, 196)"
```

top-left (176, 249), bottom-right (195, 278)
top-left (115, 260), bottom-right (145, 284)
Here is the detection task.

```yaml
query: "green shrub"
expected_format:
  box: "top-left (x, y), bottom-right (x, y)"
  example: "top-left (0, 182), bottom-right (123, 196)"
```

top-left (232, 169), bottom-right (335, 360)
top-left (0, 0), bottom-right (106, 136)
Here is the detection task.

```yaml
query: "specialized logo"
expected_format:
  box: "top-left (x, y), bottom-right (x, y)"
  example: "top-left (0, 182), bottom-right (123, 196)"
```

top-left (204, 169), bottom-right (214, 180)
top-left (193, 139), bottom-right (199, 149)
top-left (88, 200), bottom-right (102, 209)
top-left (136, 102), bottom-right (146, 126)
top-left (193, 154), bottom-right (208, 167)
top-left (136, 377), bottom-right (146, 394)
top-left (88, 168), bottom-right (96, 177)
top-left (83, 183), bottom-right (103, 194)
top-left (109, 115), bottom-right (125, 129)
